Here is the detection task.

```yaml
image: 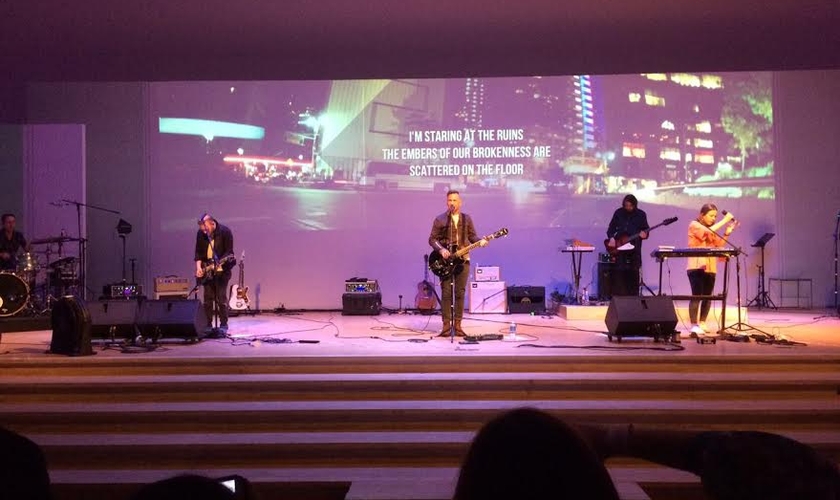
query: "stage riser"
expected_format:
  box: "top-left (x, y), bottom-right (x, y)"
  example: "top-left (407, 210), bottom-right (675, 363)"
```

top-left (3, 355), bottom-right (838, 377)
top-left (6, 408), bottom-right (840, 436)
top-left (2, 381), bottom-right (838, 403)
top-left (25, 435), bottom-right (840, 471)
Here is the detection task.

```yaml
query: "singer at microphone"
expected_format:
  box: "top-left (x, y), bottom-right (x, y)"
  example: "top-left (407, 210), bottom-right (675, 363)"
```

top-left (685, 203), bottom-right (739, 336)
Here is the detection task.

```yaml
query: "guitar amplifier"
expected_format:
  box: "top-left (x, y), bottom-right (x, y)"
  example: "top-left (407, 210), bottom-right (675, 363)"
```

top-left (474, 265), bottom-right (501, 282)
top-left (345, 278), bottom-right (380, 293)
top-left (155, 276), bottom-right (191, 293)
top-left (469, 281), bottom-right (507, 313)
top-left (507, 286), bottom-right (546, 314)
top-left (103, 283), bottom-right (143, 299)
top-left (342, 292), bottom-right (381, 315)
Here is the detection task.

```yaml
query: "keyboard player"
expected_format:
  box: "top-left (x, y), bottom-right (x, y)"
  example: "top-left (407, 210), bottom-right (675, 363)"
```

top-left (686, 203), bottom-right (738, 335)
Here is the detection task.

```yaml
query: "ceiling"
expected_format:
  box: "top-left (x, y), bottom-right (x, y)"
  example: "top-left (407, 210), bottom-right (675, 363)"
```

top-left (2, 0), bottom-right (839, 82)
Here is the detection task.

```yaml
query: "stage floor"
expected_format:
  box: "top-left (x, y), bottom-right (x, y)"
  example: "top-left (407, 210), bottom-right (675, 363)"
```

top-left (2, 307), bottom-right (839, 360)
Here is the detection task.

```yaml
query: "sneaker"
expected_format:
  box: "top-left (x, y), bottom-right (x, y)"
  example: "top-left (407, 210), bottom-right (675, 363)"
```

top-left (689, 325), bottom-right (705, 337)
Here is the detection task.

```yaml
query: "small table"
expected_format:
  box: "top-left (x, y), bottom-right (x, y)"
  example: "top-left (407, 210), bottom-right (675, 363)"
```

top-left (561, 246), bottom-right (595, 303)
top-left (769, 278), bottom-right (812, 309)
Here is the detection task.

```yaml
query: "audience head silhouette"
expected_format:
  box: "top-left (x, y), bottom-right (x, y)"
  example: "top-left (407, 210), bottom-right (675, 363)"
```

top-left (454, 408), bottom-right (619, 500)
top-left (0, 426), bottom-right (52, 500)
top-left (130, 474), bottom-right (236, 500)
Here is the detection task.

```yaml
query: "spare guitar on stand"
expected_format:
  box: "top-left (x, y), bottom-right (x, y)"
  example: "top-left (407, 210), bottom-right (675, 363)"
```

top-left (228, 251), bottom-right (251, 315)
top-left (415, 254), bottom-right (439, 314)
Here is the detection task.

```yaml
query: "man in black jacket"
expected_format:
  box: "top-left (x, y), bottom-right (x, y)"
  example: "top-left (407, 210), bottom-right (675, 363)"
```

top-left (606, 194), bottom-right (649, 296)
top-left (194, 214), bottom-right (234, 337)
top-left (0, 213), bottom-right (29, 272)
top-left (429, 191), bottom-right (486, 336)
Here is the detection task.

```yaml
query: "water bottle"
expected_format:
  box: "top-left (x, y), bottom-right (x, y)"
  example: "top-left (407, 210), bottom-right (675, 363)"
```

top-left (582, 287), bottom-right (589, 304)
top-left (509, 321), bottom-right (517, 340)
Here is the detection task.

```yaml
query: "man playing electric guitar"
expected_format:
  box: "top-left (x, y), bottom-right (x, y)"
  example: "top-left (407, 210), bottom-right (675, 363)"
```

top-left (606, 194), bottom-right (649, 296)
top-left (195, 213), bottom-right (235, 337)
top-left (428, 190), bottom-right (487, 337)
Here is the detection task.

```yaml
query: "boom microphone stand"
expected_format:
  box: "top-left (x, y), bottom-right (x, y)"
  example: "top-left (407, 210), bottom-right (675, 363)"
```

top-left (60, 199), bottom-right (121, 300)
top-left (715, 226), bottom-right (771, 341)
top-left (816, 211), bottom-right (840, 319)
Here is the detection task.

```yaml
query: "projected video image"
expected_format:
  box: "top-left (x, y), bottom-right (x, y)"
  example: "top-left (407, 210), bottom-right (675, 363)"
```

top-left (150, 72), bottom-right (774, 308)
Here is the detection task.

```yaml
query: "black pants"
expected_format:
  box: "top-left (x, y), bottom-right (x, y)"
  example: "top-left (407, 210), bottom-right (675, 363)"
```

top-left (441, 262), bottom-right (470, 323)
top-left (202, 272), bottom-right (231, 327)
top-left (687, 269), bottom-right (716, 324)
top-left (611, 266), bottom-right (640, 296)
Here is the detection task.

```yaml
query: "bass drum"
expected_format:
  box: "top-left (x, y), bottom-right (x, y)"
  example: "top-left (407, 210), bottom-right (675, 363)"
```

top-left (0, 272), bottom-right (29, 317)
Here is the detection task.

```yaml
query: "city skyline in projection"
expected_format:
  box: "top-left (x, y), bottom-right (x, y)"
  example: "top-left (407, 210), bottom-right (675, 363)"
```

top-left (151, 72), bottom-right (774, 308)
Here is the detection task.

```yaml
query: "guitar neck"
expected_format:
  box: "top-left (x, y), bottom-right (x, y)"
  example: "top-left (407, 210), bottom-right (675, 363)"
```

top-left (453, 239), bottom-right (485, 258)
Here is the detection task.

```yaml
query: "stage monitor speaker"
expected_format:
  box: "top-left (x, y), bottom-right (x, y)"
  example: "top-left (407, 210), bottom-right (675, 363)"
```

top-left (605, 296), bottom-right (677, 337)
top-left (138, 299), bottom-right (203, 339)
top-left (507, 286), bottom-right (546, 314)
top-left (50, 296), bottom-right (94, 356)
top-left (597, 262), bottom-right (614, 301)
top-left (87, 299), bottom-right (140, 339)
top-left (342, 292), bottom-right (381, 315)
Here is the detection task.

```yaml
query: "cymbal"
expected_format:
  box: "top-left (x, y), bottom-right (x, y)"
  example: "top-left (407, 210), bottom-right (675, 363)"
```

top-left (31, 236), bottom-right (79, 245)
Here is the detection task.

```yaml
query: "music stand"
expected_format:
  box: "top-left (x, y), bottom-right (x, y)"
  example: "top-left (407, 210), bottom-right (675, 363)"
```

top-left (746, 232), bottom-right (776, 309)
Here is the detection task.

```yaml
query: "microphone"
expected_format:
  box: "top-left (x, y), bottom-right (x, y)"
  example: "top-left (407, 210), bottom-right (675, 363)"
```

top-left (722, 210), bottom-right (736, 221)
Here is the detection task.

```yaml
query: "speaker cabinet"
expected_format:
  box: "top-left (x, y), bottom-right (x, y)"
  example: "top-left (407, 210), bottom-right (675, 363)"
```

top-left (597, 262), bottom-right (614, 301)
top-left (342, 292), bottom-right (381, 315)
top-left (50, 296), bottom-right (94, 356)
top-left (507, 286), bottom-right (546, 314)
top-left (87, 299), bottom-right (140, 339)
top-left (138, 299), bottom-right (203, 339)
top-left (469, 281), bottom-right (507, 313)
top-left (605, 296), bottom-right (677, 339)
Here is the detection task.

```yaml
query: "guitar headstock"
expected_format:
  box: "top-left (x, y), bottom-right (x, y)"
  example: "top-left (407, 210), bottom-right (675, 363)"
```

top-left (663, 217), bottom-right (678, 226)
top-left (487, 228), bottom-right (509, 240)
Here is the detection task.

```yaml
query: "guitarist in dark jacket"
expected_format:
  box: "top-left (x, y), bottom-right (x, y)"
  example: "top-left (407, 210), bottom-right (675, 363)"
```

top-left (606, 194), bottom-right (649, 296)
top-left (428, 190), bottom-right (486, 337)
top-left (194, 213), bottom-right (235, 336)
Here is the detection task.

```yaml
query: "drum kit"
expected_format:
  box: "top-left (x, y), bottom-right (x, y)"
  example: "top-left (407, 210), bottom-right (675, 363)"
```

top-left (0, 235), bottom-right (82, 318)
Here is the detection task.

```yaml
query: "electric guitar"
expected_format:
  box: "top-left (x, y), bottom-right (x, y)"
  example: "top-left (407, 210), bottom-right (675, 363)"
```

top-left (415, 254), bottom-right (438, 312)
top-left (604, 217), bottom-right (678, 257)
top-left (228, 251), bottom-right (250, 311)
top-left (198, 254), bottom-right (236, 283)
top-left (428, 228), bottom-right (509, 279)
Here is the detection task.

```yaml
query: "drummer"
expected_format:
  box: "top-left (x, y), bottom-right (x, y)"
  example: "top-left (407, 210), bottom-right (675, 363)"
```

top-left (0, 213), bottom-right (30, 272)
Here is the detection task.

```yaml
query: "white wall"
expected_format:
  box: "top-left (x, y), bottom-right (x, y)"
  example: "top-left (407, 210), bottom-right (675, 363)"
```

top-left (775, 70), bottom-right (840, 308)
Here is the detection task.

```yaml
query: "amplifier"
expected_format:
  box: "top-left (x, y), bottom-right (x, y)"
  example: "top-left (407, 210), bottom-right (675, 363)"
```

top-left (469, 281), bottom-right (507, 313)
top-left (474, 265), bottom-right (501, 282)
top-left (103, 283), bottom-right (143, 299)
top-left (507, 285), bottom-right (546, 314)
top-left (154, 276), bottom-right (191, 293)
top-left (342, 292), bottom-right (381, 315)
top-left (345, 278), bottom-right (379, 293)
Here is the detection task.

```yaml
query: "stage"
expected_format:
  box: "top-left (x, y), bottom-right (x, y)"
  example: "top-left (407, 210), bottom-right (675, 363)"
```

top-left (2, 306), bottom-right (840, 359)
top-left (1, 308), bottom-right (839, 500)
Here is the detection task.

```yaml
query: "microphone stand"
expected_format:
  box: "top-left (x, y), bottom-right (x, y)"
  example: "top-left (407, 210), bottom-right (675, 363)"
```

top-left (815, 212), bottom-right (840, 319)
top-left (60, 199), bottom-right (120, 301)
top-left (712, 223), bottom-right (771, 341)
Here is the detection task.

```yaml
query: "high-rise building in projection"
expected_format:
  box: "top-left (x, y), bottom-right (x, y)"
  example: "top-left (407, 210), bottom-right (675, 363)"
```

top-left (455, 77), bottom-right (485, 129)
top-left (600, 73), bottom-right (728, 184)
top-left (479, 76), bottom-right (600, 163)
